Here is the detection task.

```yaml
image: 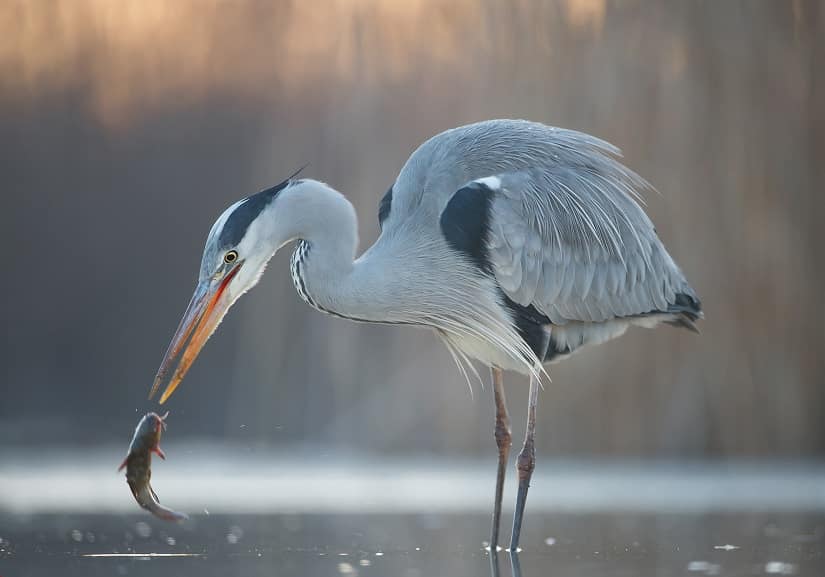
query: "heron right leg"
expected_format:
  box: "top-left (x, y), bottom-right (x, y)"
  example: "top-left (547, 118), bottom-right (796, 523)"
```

top-left (490, 366), bottom-right (511, 551)
top-left (510, 374), bottom-right (539, 551)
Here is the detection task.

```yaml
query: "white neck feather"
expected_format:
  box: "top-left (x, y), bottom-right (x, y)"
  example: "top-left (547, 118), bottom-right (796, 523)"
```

top-left (261, 179), bottom-right (394, 322)
top-left (255, 179), bottom-right (542, 377)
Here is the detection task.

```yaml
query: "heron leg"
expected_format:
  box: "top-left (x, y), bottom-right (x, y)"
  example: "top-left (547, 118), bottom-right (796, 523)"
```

top-left (510, 549), bottom-right (523, 577)
top-left (489, 547), bottom-right (502, 577)
top-left (490, 366), bottom-right (511, 551)
top-left (510, 374), bottom-right (539, 551)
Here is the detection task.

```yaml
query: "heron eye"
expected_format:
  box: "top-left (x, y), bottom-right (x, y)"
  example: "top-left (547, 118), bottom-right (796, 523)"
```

top-left (224, 250), bottom-right (238, 264)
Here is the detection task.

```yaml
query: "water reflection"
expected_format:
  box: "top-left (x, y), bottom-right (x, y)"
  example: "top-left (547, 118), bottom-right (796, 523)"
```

top-left (490, 549), bottom-right (523, 577)
top-left (2, 512), bottom-right (824, 577)
top-left (82, 552), bottom-right (203, 558)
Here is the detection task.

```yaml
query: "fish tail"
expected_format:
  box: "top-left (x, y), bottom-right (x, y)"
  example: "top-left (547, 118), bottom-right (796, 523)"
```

top-left (136, 484), bottom-right (188, 522)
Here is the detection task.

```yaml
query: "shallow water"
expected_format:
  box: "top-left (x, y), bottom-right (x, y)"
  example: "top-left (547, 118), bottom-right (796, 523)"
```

top-left (2, 512), bottom-right (823, 577)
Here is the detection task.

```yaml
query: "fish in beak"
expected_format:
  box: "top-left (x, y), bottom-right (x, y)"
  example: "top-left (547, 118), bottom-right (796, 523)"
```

top-left (149, 263), bottom-right (242, 404)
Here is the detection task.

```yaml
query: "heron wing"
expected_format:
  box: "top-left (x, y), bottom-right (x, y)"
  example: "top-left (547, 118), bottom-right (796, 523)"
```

top-left (485, 164), bottom-right (695, 325)
top-left (390, 119), bottom-right (651, 222)
top-left (391, 119), bottom-right (698, 324)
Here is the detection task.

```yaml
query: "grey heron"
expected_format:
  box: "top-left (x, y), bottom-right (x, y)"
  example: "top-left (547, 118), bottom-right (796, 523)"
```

top-left (148, 119), bottom-right (702, 551)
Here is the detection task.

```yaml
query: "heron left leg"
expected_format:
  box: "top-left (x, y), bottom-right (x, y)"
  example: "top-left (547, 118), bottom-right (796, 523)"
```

top-left (509, 374), bottom-right (540, 551)
top-left (490, 366), bottom-right (511, 551)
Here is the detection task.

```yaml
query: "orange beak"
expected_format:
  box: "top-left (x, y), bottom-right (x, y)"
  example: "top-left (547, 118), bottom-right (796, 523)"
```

top-left (149, 263), bottom-right (242, 404)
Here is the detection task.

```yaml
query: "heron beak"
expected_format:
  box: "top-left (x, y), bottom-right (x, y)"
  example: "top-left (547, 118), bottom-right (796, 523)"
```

top-left (149, 263), bottom-right (242, 404)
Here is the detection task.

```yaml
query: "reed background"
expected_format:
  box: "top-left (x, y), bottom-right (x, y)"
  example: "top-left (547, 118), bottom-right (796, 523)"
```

top-left (1, 0), bottom-right (823, 459)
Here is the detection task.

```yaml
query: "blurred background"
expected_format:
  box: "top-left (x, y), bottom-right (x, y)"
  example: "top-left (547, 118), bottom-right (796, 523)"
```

top-left (1, 0), bottom-right (823, 461)
top-left (4, 4), bottom-right (825, 575)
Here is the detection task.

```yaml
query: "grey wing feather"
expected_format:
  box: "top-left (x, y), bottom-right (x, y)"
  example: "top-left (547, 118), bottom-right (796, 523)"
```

top-left (490, 164), bottom-right (694, 324)
top-left (386, 119), bottom-right (698, 325)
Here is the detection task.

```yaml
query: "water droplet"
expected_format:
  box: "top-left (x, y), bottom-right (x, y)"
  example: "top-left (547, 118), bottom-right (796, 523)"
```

top-left (135, 522), bottom-right (151, 539)
top-left (337, 561), bottom-right (355, 574)
top-left (765, 561), bottom-right (796, 574)
top-left (687, 561), bottom-right (720, 574)
top-left (359, 559), bottom-right (372, 567)
top-left (166, 536), bottom-right (176, 546)
top-left (544, 537), bottom-right (556, 546)
top-left (70, 529), bottom-right (83, 543)
top-left (714, 544), bottom-right (739, 551)
top-left (226, 525), bottom-right (243, 544)
top-left (85, 532), bottom-right (96, 543)
top-left (375, 551), bottom-right (384, 557)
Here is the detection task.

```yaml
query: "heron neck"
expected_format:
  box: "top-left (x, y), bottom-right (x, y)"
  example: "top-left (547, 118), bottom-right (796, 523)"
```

top-left (280, 194), bottom-right (399, 323)
top-left (295, 229), bottom-right (402, 324)
top-left (271, 181), bottom-right (366, 321)
top-left (270, 179), bottom-right (423, 324)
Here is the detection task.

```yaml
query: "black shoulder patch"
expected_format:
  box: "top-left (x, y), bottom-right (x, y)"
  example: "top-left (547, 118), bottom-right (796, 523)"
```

top-left (218, 176), bottom-right (297, 247)
top-left (440, 182), bottom-right (495, 273)
top-left (378, 186), bottom-right (393, 229)
top-left (500, 293), bottom-right (552, 360)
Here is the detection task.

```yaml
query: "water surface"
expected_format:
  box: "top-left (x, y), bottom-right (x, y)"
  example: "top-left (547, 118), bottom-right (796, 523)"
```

top-left (3, 512), bottom-right (823, 577)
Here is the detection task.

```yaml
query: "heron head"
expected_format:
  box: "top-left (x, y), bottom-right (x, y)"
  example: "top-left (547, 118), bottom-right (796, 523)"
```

top-left (149, 173), bottom-right (304, 404)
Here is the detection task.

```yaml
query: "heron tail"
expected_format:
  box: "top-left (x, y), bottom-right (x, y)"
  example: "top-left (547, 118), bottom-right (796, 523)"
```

top-left (664, 292), bottom-right (703, 333)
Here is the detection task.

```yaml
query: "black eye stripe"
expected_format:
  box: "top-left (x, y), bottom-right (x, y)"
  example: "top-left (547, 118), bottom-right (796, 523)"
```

top-left (217, 168), bottom-right (306, 248)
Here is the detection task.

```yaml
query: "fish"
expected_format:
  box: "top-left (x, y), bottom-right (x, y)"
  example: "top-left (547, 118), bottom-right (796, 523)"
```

top-left (119, 411), bottom-right (188, 522)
